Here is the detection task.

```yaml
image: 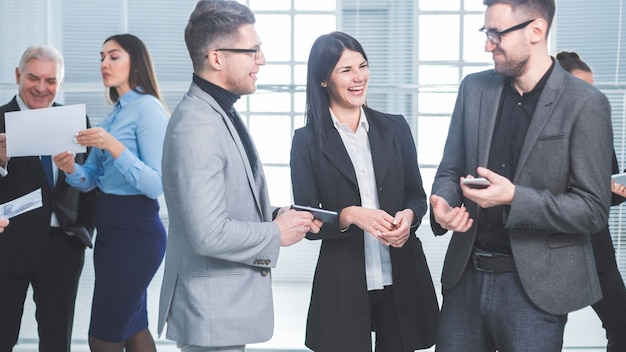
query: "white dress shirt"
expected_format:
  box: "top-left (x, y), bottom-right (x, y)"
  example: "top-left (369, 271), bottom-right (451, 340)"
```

top-left (331, 107), bottom-right (392, 291)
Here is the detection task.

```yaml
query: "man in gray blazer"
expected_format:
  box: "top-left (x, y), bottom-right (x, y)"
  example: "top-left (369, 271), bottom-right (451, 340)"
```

top-left (430, 0), bottom-right (613, 351)
top-left (158, 1), bottom-right (320, 351)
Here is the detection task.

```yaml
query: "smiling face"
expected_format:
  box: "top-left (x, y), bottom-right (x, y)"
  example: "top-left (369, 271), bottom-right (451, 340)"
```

top-left (100, 40), bottom-right (132, 97)
top-left (220, 23), bottom-right (266, 96)
top-left (15, 58), bottom-right (62, 109)
top-left (483, 3), bottom-right (532, 78)
top-left (325, 49), bottom-right (369, 113)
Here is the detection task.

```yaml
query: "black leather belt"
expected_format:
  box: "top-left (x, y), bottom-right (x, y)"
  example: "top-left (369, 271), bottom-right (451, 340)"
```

top-left (472, 249), bottom-right (516, 273)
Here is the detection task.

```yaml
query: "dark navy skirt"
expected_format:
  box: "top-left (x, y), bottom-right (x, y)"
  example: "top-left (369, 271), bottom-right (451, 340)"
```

top-left (88, 193), bottom-right (166, 342)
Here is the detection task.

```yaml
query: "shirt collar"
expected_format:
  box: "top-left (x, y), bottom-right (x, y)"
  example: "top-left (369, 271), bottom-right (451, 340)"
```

top-left (506, 58), bottom-right (555, 97)
top-left (15, 95), bottom-right (29, 111)
top-left (192, 73), bottom-right (240, 111)
top-left (116, 88), bottom-right (143, 108)
top-left (330, 106), bottom-right (369, 132)
top-left (15, 94), bottom-right (56, 111)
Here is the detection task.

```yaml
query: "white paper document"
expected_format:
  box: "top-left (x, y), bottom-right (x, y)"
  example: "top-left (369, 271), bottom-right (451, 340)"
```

top-left (0, 189), bottom-right (43, 219)
top-left (5, 104), bottom-right (87, 157)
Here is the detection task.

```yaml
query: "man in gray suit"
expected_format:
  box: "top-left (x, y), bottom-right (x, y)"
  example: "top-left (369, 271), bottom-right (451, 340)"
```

top-left (158, 1), bottom-right (320, 351)
top-left (430, 0), bottom-right (613, 351)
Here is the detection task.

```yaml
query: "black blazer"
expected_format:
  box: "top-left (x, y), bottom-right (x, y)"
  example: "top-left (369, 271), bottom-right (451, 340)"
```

top-left (593, 151), bottom-right (626, 272)
top-left (290, 106), bottom-right (438, 351)
top-left (0, 97), bottom-right (96, 275)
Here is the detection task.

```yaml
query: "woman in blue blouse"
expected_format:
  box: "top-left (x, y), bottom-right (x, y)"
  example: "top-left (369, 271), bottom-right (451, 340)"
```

top-left (54, 34), bottom-right (167, 352)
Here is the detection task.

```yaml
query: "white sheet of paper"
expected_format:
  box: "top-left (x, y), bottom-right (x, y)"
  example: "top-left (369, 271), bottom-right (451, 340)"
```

top-left (0, 188), bottom-right (43, 219)
top-left (5, 104), bottom-right (87, 157)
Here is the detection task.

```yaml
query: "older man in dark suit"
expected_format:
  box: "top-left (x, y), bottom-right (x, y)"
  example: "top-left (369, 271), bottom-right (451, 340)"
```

top-left (0, 45), bottom-right (96, 352)
top-left (430, 0), bottom-right (613, 351)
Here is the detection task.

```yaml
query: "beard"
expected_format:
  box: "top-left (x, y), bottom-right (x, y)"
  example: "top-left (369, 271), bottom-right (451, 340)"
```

top-left (493, 50), bottom-right (529, 78)
top-left (225, 76), bottom-right (256, 96)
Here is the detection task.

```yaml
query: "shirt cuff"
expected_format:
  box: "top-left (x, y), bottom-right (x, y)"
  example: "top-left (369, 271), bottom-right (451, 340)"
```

top-left (0, 162), bottom-right (8, 177)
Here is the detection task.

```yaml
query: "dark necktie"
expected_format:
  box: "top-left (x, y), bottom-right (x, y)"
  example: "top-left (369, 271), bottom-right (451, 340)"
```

top-left (41, 155), bottom-right (54, 188)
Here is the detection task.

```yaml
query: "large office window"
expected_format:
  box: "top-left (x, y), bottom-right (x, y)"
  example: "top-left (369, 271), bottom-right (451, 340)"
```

top-left (556, 0), bottom-right (626, 284)
top-left (1, 0), bottom-right (625, 349)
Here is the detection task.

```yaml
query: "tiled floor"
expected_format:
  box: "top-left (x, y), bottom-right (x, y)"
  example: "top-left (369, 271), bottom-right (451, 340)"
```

top-left (14, 274), bottom-right (608, 352)
top-left (15, 225), bottom-right (609, 351)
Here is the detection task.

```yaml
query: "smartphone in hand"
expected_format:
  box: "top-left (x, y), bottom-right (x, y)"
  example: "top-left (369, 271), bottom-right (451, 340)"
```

top-left (291, 205), bottom-right (338, 223)
top-left (461, 177), bottom-right (491, 189)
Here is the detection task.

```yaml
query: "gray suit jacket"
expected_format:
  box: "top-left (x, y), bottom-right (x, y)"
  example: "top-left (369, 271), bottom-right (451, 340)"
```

top-left (158, 82), bottom-right (280, 346)
top-left (431, 62), bottom-right (612, 315)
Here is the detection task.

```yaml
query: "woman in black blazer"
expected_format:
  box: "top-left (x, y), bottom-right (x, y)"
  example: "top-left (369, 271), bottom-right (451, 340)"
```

top-left (290, 31), bottom-right (439, 352)
top-left (557, 51), bottom-right (626, 352)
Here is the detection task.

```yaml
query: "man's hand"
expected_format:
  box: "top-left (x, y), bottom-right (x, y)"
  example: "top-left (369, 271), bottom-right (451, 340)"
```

top-left (612, 179), bottom-right (626, 198)
top-left (273, 208), bottom-right (318, 247)
top-left (461, 167), bottom-right (515, 208)
top-left (52, 151), bottom-right (76, 174)
top-left (0, 133), bottom-right (10, 167)
top-left (430, 194), bottom-right (473, 232)
top-left (0, 218), bottom-right (9, 233)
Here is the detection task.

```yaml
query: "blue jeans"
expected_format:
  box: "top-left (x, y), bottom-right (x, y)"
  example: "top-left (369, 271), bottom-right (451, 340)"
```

top-left (435, 265), bottom-right (567, 352)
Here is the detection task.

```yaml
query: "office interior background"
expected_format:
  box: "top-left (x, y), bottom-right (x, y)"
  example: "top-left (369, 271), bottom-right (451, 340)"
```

top-left (1, 0), bottom-right (626, 350)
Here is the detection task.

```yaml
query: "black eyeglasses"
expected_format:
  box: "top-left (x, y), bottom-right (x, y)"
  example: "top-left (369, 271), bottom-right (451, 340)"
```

top-left (205, 47), bottom-right (262, 59)
top-left (479, 19), bottom-right (536, 44)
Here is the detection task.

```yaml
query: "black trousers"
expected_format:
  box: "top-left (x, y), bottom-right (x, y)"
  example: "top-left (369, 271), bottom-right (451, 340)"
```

top-left (592, 266), bottom-right (626, 352)
top-left (0, 227), bottom-right (85, 352)
top-left (369, 285), bottom-right (410, 352)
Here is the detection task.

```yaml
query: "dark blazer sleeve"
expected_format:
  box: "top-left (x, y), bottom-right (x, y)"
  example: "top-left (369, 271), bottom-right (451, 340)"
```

top-left (611, 151), bottom-right (626, 206)
top-left (370, 107), bottom-right (427, 229)
top-left (290, 127), bottom-right (344, 240)
top-left (54, 115), bottom-right (97, 247)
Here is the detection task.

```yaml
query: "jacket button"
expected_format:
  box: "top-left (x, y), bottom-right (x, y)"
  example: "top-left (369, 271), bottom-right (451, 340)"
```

top-left (261, 269), bottom-right (269, 277)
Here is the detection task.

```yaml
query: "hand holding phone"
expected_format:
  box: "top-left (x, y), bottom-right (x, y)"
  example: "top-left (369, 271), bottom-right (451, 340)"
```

top-left (291, 205), bottom-right (338, 223)
top-left (461, 177), bottom-right (491, 189)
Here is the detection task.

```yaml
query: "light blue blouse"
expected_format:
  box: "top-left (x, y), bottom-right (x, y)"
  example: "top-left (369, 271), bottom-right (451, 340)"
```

top-left (66, 89), bottom-right (168, 199)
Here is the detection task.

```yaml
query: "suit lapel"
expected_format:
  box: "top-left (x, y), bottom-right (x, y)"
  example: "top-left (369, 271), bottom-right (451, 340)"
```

top-left (189, 84), bottom-right (266, 217)
top-left (479, 73), bottom-right (505, 166)
top-left (319, 108), bottom-right (392, 190)
top-left (515, 66), bottom-right (563, 179)
top-left (320, 122), bottom-right (359, 187)
top-left (9, 96), bottom-right (57, 193)
top-left (26, 157), bottom-right (54, 192)
top-left (367, 109), bottom-right (392, 188)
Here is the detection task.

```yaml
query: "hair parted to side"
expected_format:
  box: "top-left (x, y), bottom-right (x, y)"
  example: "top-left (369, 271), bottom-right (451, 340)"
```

top-left (305, 31), bottom-right (368, 144)
top-left (18, 45), bottom-right (65, 80)
top-left (102, 34), bottom-right (163, 105)
top-left (483, 0), bottom-right (555, 35)
top-left (185, 0), bottom-right (255, 72)
top-left (556, 51), bottom-right (592, 73)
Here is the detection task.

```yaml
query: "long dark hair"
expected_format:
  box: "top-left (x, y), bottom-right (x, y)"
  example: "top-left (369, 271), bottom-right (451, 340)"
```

top-left (103, 34), bottom-right (163, 105)
top-left (305, 31), bottom-right (368, 144)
